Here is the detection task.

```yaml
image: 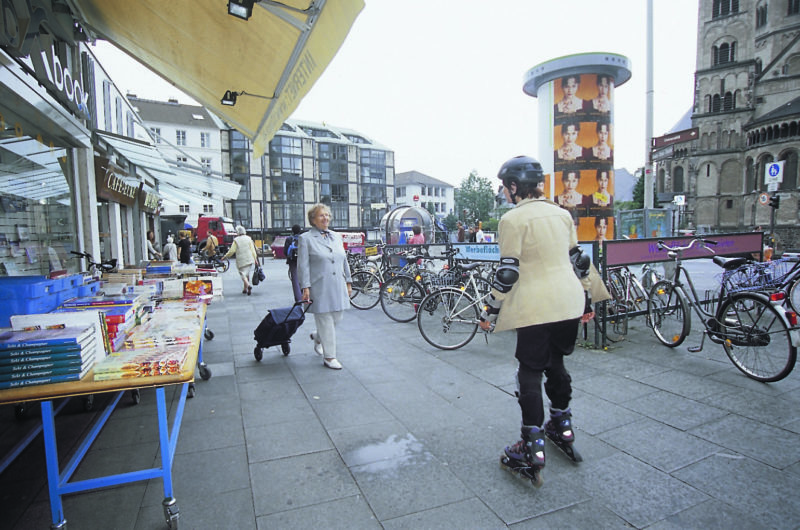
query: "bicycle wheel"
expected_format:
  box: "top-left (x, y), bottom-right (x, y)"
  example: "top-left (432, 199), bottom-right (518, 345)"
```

top-left (216, 256), bottom-right (230, 273)
top-left (380, 275), bottom-right (425, 322)
top-left (350, 270), bottom-right (381, 310)
top-left (717, 292), bottom-right (797, 382)
top-left (788, 277), bottom-right (800, 314)
top-left (417, 288), bottom-right (479, 350)
top-left (648, 280), bottom-right (690, 347)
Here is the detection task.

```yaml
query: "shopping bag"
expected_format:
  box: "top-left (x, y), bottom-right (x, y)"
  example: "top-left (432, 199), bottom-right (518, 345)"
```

top-left (252, 264), bottom-right (265, 286)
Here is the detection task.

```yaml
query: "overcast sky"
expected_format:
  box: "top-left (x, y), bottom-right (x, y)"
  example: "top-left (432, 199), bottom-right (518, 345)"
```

top-left (92, 0), bottom-right (700, 187)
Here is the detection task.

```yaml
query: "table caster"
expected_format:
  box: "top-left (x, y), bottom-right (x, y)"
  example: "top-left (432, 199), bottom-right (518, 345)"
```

top-left (163, 497), bottom-right (180, 529)
top-left (198, 363), bottom-right (211, 380)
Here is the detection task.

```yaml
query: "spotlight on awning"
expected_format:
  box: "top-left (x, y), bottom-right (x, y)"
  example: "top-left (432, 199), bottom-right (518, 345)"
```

top-left (221, 90), bottom-right (239, 106)
top-left (228, 0), bottom-right (255, 20)
top-left (220, 90), bottom-right (275, 107)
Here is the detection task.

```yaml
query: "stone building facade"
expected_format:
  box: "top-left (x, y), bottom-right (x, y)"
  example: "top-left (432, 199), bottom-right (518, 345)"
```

top-left (655, 0), bottom-right (800, 249)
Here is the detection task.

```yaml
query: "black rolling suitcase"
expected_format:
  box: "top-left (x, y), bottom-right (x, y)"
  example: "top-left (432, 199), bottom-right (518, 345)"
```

top-left (253, 300), bottom-right (312, 360)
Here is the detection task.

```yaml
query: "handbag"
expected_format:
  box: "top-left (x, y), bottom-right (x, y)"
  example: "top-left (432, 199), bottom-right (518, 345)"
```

top-left (252, 264), bottom-right (265, 286)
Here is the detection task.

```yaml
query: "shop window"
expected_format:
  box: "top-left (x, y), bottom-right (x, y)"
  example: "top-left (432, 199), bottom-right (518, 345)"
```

top-left (176, 130), bottom-right (187, 146)
top-left (0, 138), bottom-right (77, 276)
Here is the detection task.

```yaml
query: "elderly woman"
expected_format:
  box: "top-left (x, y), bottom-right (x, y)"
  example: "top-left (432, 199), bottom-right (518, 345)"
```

top-left (298, 203), bottom-right (352, 370)
top-left (223, 225), bottom-right (258, 295)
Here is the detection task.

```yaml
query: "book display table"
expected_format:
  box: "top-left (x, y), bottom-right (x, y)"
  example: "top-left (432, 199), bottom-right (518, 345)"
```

top-left (0, 300), bottom-right (207, 529)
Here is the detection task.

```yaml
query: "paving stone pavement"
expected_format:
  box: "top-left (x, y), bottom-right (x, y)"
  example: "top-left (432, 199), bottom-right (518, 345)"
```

top-left (2, 257), bottom-right (800, 529)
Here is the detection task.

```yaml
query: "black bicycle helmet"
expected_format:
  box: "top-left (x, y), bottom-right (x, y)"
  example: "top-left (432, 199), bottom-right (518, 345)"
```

top-left (497, 156), bottom-right (544, 200)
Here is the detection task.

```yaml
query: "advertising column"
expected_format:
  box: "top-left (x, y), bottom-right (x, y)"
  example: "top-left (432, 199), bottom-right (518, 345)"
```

top-left (523, 53), bottom-right (631, 242)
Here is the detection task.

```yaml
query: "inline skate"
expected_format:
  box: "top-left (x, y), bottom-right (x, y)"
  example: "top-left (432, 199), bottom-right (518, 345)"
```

top-left (499, 426), bottom-right (545, 488)
top-left (544, 408), bottom-right (582, 462)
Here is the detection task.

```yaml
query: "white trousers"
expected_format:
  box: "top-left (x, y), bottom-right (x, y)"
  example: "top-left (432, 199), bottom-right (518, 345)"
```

top-left (314, 311), bottom-right (343, 359)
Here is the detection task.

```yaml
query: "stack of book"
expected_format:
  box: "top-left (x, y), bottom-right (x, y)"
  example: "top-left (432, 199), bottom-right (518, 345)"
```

top-left (93, 345), bottom-right (189, 380)
top-left (59, 294), bottom-right (147, 351)
top-left (0, 325), bottom-right (96, 389)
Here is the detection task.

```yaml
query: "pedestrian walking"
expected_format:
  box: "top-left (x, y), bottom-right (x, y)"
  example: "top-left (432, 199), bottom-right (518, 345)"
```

top-left (298, 203), bottom-right (352, 370)
top-left (223, 225), bottom-right (258, 295)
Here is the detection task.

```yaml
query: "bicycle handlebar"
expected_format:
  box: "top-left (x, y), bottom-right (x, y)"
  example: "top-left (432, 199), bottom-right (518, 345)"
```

top-left (656, 238), bottom-right (718, 254)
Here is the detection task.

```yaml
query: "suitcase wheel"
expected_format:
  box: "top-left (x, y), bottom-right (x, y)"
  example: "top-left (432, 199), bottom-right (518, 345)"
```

top-left (281, 343), bottom-right (290, 356)
top-left (254, 346), bottom-right (263, 361)
top-left (204, 329), bottom-right (215, 340)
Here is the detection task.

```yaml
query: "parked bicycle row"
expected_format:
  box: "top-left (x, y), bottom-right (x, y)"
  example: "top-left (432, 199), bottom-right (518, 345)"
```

top-left (601, 237), bottom-right (800, 382)
top-left (346, 244), bottom-right (498, 350)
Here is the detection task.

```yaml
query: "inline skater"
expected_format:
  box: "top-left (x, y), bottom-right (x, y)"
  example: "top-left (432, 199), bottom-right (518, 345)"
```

top-left (479, 155), bottom-right (594, 487)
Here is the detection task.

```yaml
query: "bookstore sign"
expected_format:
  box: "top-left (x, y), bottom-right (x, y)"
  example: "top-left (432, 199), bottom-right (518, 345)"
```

top-left (94, 156), bottom-right (137, 207)
top-left (138, 185), bottom-right (160, 214)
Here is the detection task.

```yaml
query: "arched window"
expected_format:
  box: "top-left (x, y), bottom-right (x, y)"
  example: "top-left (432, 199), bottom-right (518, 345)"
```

top-left (757, 5), bottom-right (768, 27)
top-left (790, 0), bottom-right (800, 15)
top-left (755, 58), bottom-right (763, 75)
top-left (705, 94), bottom-right (712, 113)
top-left (712, 94), bottom-right (722, 112)
top-left (780, 151), bottom-right (798, 189)
top-left (657, 168), bottom-right (666, 193)
top-left (713, 0), bottom-right (721, 17)
top-left (730, 42), bottom-right (736, 62)
top-left (791, 122), bottom-right (798, 136)
top-left (712, 46), bottom-right (719, 65)
top-left (719, 43), bottom-right (730, 64)
top-left (745, 157), bottom-right (755, 191)
top-left (723, 91), bottom-right (734, 110)
top-left (781, 123), bottom-right (789, 137)
top-left (673, 166), bottom-right (685, 192)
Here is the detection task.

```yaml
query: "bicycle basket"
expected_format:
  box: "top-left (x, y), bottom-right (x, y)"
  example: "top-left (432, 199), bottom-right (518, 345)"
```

top-left (721, 258), bottom-right (794, 293)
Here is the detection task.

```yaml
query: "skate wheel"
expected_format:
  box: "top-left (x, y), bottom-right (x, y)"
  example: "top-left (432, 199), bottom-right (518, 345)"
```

top-left (530, 469), bottom-right (544, 488)
top-left (254, 347), bottom-right (263, 361)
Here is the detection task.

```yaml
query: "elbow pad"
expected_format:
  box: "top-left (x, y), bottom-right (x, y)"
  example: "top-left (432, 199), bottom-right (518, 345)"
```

top-left (480, 293), bottom-right (502, 323)
top-left (569, 246), bottom-right (590, 279)
top-left (492, 257), bottom-right (520, 293)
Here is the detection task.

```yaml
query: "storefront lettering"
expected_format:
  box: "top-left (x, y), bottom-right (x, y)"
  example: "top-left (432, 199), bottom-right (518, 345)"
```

top-left (2, 0), bottom-right (89, 117)
top-left (104, 170), bottom-right (137, 200)
top-left (38, 45), bottom-right (89, 112)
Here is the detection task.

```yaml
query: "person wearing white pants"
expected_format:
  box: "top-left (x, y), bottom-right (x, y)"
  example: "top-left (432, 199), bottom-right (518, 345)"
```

top-left (298, 203), bottom-right (352, 370)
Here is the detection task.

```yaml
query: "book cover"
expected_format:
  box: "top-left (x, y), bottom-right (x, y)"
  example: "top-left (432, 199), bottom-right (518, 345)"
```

top-left (0, 370), bottom-right (90, 390)
top-left (0, 325), bottom-right (94, 351)
top-left (93, 346), bottom-right (187, 379)
top-left (0, 353), bottom-right (94, 382)
top-left (0, 343), bottom-right (86, 362)
top-left (61, 293), bottom-right (143, 308)
top-left (0, 356), bottom-right (86, 374)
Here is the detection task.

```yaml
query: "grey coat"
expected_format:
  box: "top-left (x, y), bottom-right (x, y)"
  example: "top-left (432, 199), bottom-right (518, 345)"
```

top-left (297, 227), bottom-right (352, 313)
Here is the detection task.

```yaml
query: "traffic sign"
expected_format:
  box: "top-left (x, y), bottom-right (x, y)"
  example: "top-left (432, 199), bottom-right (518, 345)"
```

top-left (759, 192), bottom-right (769, 205)
top-left (765, 161), bottom-right (784, 184)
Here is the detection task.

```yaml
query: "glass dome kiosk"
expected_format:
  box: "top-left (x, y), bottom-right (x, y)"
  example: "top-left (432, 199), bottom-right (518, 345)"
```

top-left (380, 206), bottom-right (434, 245)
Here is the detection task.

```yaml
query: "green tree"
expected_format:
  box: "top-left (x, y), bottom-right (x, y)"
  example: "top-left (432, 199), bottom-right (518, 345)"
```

top-left (454, 171), bottom-right (495, 226)
top-left (630, 167), bottom-right (645, 209)
top-left (425, 201), bottom-right (435, 217)
top-left (442, 213), bottom-right (458, 232)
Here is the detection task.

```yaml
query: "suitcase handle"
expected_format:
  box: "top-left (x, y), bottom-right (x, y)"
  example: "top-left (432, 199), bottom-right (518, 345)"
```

top-left (280, 299), bottom-right (312, 324)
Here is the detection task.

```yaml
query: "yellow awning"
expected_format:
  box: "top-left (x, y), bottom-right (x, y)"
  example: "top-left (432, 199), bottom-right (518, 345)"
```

top-left (71, 0), bottom-right (364, 156)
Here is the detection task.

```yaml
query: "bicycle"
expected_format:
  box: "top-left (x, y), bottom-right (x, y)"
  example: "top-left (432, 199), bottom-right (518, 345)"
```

top-left (70, 250), bottom-right (117, 277)
top-left (194, 251), bottom-right (230, 273)
top-left (416, 262), bottom-right (493, 350)
top-left (605, 265), bottom-right (650, 337)
top-left (647, 238), bottom-right (799, 382)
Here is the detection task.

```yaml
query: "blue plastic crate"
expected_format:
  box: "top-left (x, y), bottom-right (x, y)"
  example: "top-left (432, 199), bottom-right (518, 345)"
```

top-left (0, 274), bottom-right (89, 327)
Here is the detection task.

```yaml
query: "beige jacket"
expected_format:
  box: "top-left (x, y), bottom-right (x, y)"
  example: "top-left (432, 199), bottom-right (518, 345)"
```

top-left (224, 235), bottom-right (257, 269)
top-left (493, 198), bottom-right (586, 332)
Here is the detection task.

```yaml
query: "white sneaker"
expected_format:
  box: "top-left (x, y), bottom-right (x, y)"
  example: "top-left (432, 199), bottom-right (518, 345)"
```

top-left (323, 358), bottom-right (342, 370)
top-left (310, 333), bottom-right (324, 356)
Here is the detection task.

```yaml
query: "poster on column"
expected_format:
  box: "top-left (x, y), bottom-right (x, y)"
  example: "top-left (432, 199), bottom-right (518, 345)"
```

top-left (549, 73), bottom-right (616, 241)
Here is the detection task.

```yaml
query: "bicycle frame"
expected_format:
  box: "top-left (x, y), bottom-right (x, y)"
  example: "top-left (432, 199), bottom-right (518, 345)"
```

top-left (658, 240), bottom-right (800, 348)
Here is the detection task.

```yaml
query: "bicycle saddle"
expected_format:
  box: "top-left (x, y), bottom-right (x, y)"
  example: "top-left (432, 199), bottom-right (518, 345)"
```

top-left (712, 256), bottom-right (748, 270)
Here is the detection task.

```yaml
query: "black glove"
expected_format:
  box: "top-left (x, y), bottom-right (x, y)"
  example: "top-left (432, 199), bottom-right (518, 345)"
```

top-left (583, 291), bottom-right (593, 316)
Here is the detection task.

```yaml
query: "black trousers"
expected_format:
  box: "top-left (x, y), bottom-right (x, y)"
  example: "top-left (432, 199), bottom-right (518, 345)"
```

top-left (515, 318), bottom-right (579, 428)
